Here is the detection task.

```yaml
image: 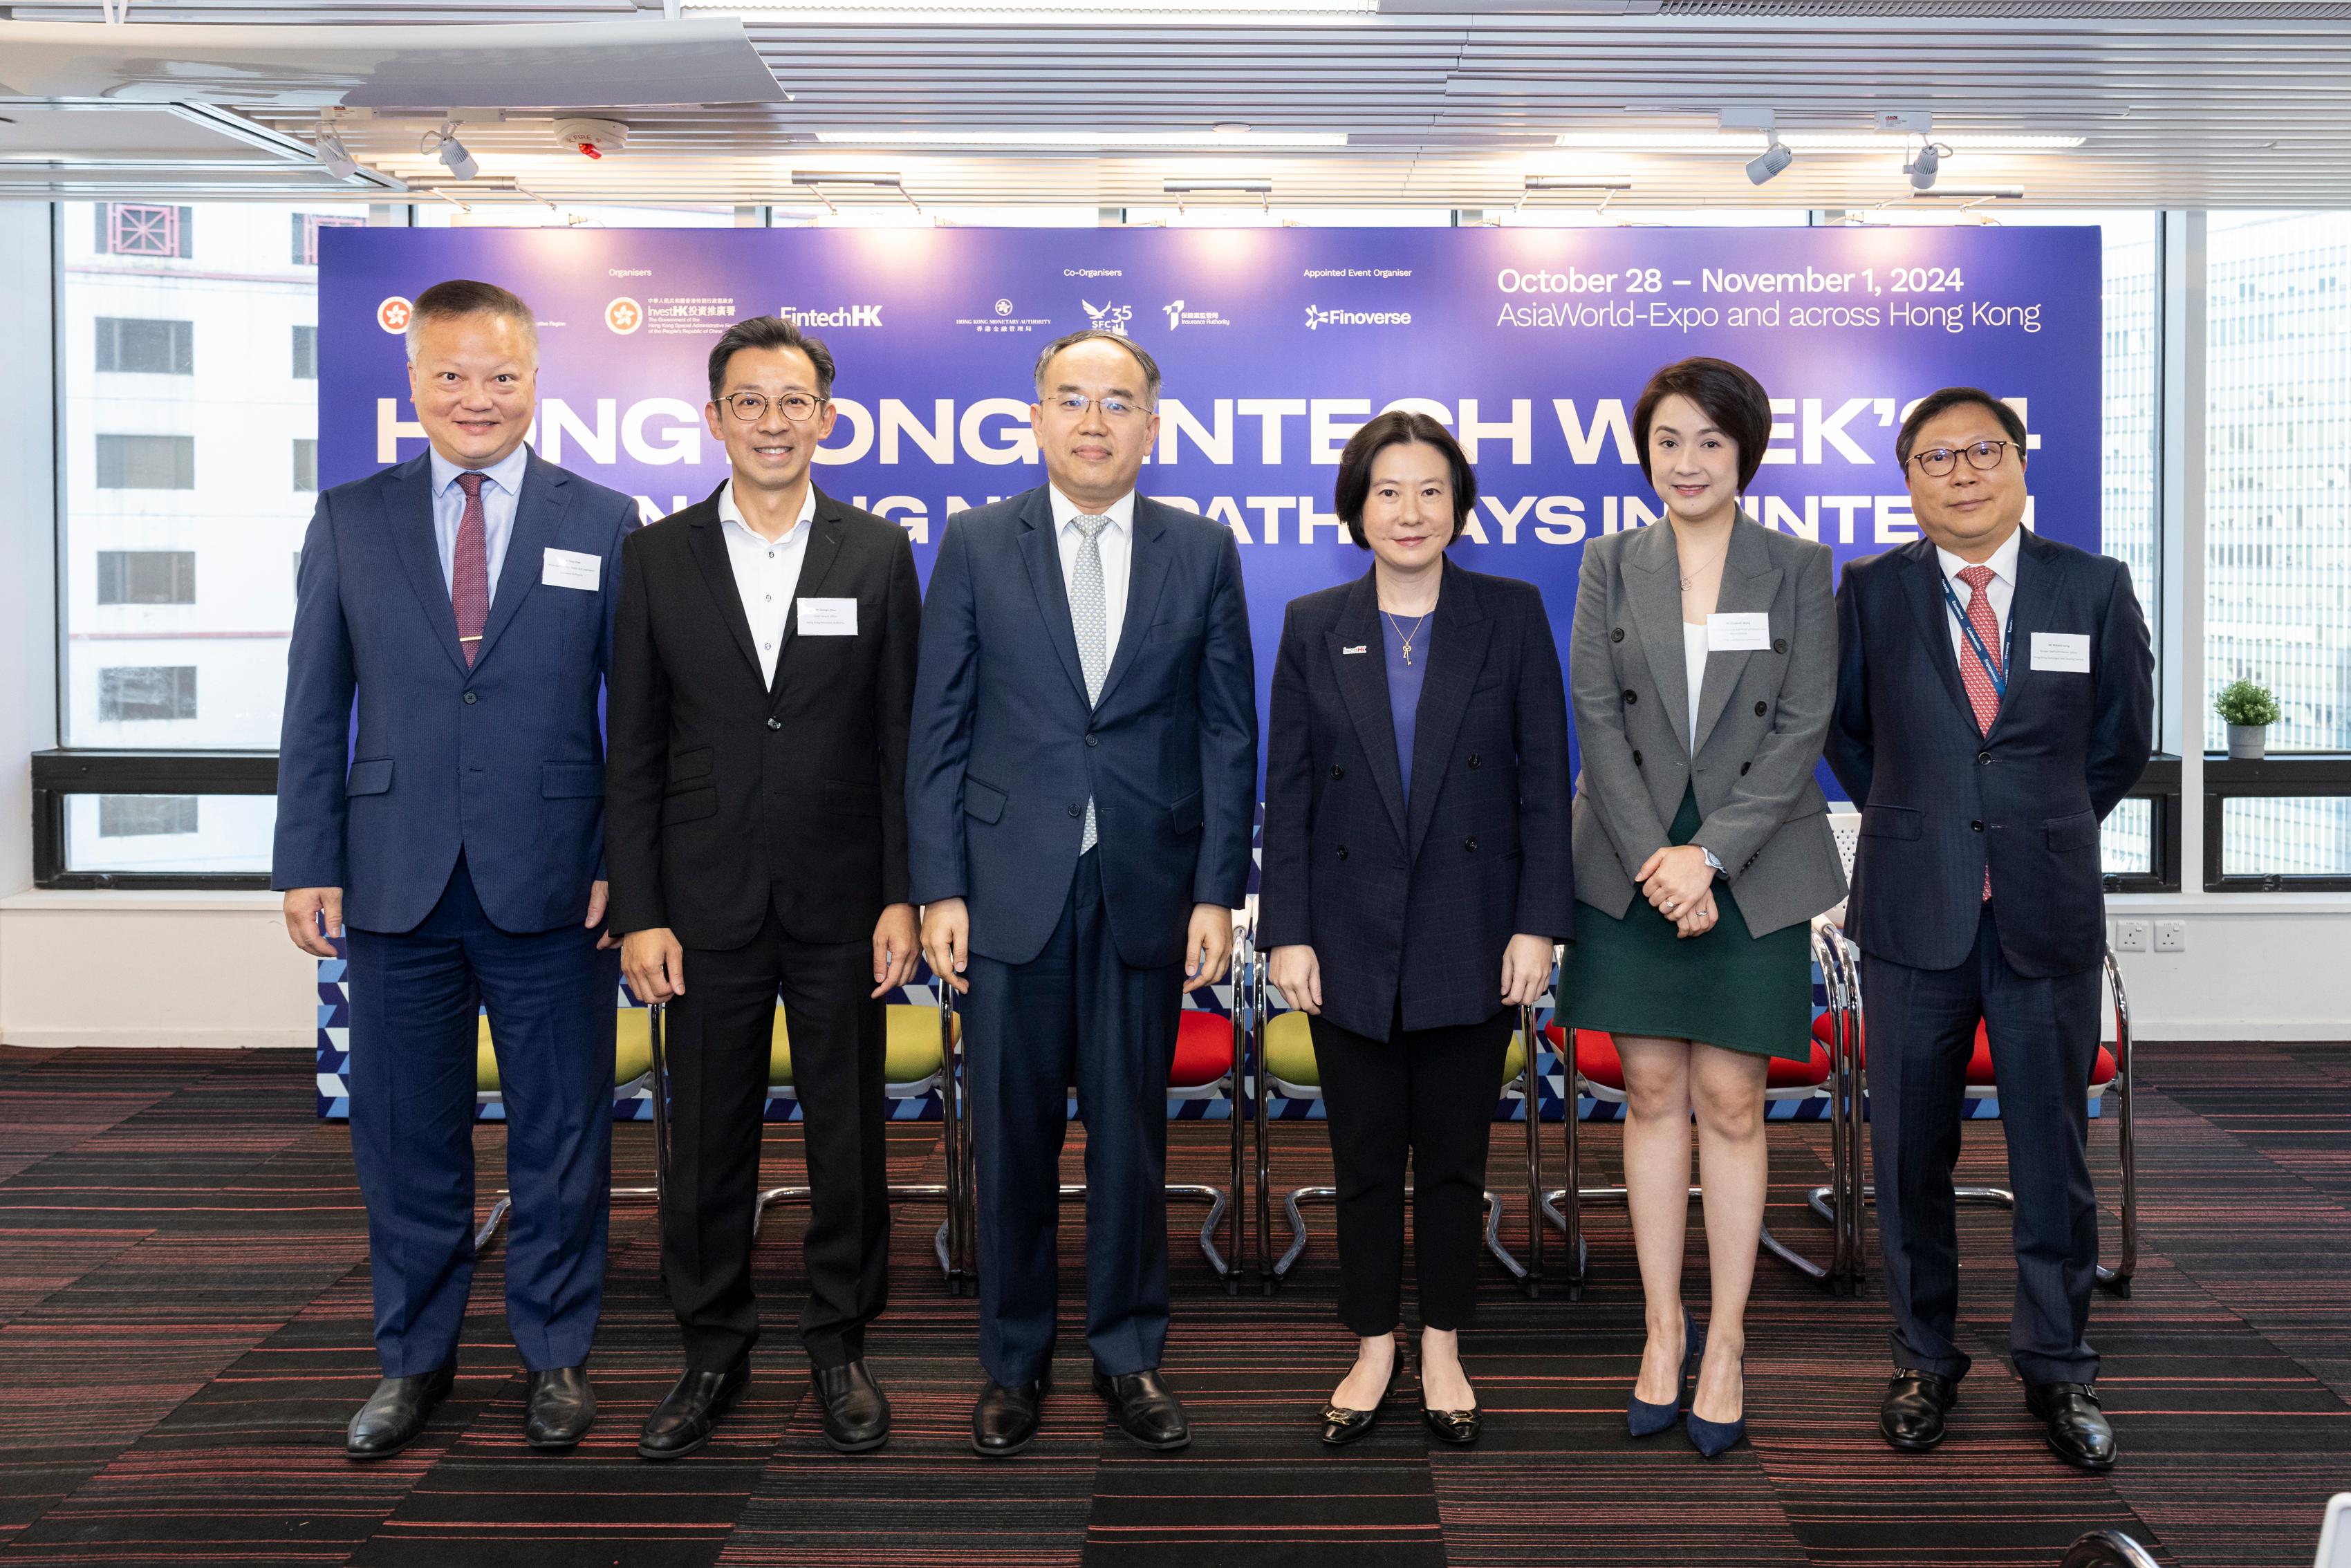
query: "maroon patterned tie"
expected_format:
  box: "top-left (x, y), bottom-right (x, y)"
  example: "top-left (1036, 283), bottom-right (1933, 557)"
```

top-left (1956, 564), bottom-right (2002, 900)
top-left (452, 472), bottom-right (490, 668)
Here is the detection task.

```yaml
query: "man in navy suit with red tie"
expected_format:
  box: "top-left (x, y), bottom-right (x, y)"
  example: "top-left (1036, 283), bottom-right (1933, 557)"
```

top-left (276, 279), bottom-right (638, 1460)
top-left (1827, 387), bottom-right (2153, 1473)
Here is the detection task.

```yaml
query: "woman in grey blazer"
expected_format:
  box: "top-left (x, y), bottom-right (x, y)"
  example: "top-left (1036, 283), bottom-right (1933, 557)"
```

top-left (1561, 357), bottom-right (1845, 1457)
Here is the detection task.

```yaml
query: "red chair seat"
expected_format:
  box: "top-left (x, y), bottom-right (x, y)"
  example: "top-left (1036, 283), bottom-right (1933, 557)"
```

top-left (1810, 1012), bottom-right (2116, 1088)
top-left (1169, 1010), bottom-right (1233, 1090)
top-left (1544, 1024), bottom-right (1830, 1093)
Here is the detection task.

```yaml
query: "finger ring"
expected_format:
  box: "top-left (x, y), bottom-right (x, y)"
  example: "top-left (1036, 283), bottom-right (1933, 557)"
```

top-left (1664, 899), bottom-right (1678, 913)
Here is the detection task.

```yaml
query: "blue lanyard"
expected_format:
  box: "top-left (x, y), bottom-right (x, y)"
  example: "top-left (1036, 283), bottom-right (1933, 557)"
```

top-left (1939, 574), bottom-right (2009, 701)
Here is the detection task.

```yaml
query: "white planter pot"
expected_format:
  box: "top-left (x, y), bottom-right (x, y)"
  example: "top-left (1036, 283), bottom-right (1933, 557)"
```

top-left (2226, 722), bottom-right (2267, 760)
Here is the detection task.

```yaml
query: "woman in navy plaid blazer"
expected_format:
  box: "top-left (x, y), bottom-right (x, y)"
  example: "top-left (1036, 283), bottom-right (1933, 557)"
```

top-left (1258, 411), bottom-right (1574, 1448)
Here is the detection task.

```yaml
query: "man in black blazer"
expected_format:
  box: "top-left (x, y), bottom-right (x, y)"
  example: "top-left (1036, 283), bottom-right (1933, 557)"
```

top-left (1826, 387), bottom-right (2153, 1472)
top-left (606, 315), bottom-right (921, 1459)
top-left (908, 329), bottom-right (1257, 1457)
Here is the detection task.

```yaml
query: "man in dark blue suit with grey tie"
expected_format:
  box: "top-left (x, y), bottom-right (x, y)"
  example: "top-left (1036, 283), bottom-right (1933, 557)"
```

top-left (1827, 387), bottom-right (2153, 1473)
top-left (275, 279), bottom-right (638, 1460)
top-left (908, 328), bottom-right (1257, 1457)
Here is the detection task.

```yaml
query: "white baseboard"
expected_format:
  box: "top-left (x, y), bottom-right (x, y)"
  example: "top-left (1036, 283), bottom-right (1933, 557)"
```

top-left (0, 1028), bottom-right (312, 1049)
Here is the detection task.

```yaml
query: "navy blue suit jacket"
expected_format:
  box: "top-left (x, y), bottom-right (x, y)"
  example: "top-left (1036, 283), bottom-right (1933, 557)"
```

top-left (1824, 530), bottom-right (2153, 978)
top-left (274, 449), bottom-right (640, 935)
top-left (1258, 561), bottom-right (1575, 1039)
top-left (906, 487), bottom-right (1258, 970)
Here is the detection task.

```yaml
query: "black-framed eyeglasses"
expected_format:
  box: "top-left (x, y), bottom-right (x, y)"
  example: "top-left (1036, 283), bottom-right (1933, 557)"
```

top-left (1907, 438), bottom-right (2014, 478)
top-left (1045, 393), bottom-right (1151, 422)
top-left (721, 391), bottom-right (823, 423)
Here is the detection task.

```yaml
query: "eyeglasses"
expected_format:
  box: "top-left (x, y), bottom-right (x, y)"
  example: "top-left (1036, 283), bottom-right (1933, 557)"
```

top-left (721, 391), bottom-right (823, 423)
top-left (1044, 393), bottom-right (1151, 422)
top-left (1907, 438), bottom-right (2014, 478)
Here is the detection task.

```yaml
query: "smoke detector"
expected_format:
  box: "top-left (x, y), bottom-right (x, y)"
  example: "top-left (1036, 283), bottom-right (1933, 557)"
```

top-left (554, 118), bottom-right (630, 159)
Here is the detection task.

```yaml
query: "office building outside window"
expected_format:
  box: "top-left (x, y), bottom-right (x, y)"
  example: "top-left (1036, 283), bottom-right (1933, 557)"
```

top-left (2206, 212), bottom-right (2351, 877)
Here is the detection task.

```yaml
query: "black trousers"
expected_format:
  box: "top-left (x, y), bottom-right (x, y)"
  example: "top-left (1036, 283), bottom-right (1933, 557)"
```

top-left (661, 910), bottom-right (890, 1372)
top-left (1308, 1006), bottom-right (1514, 1336)
top-left (1863, 899), bottom-right (2101, 1386)
top-left (963, 850), bottom-right (1183, 1385)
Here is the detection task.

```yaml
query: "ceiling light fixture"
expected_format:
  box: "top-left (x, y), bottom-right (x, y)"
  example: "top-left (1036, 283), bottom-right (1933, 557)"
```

top-left (688, 0), bottom-right (1374, 12)
top-left (1554, 131), bottom-right (2082, 153)
top-left (313, 129), bottom-right (359, 181)
top-left (812, 129), bottom-right (1346, 148)
top-left (1162, 178), bottom-right (1272, 194)
top-left (423, 120), bottom-right (478, 182)
top-left (1746, 136), bottom-right (1792, 185)
top-left (1910, 185), bottom-right (2024, 200)
top-left (1905, 138), bottom-right (1948, 191)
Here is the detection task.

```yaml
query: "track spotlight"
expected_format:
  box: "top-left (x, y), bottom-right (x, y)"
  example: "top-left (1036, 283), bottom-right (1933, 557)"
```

top-left (1905, 140), bottom-right (1947, 191)
top-left (1745, 136), bottom-right (1792, 185)
top-left (427, 122), bottom-right (478, 183)
top-left (314, 129), bottom-right (359, 181)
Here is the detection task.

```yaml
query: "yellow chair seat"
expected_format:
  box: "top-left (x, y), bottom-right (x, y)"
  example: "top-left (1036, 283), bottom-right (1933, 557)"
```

top-left (766, 1002), bottom-right (954, 1092)
top-left (476, 1009), bottom-right (655, 1094)
top-left (1259, 1009), bottom-right (1528, 1093)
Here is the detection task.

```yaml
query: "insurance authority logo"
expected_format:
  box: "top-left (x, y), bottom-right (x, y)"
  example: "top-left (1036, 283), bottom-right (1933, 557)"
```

top-left (375, 297), bottom-right (412, 334)
top-left (606, 297), bottom-right (644, 335)
top-left (1162, 300), bottom-right (1232, 331)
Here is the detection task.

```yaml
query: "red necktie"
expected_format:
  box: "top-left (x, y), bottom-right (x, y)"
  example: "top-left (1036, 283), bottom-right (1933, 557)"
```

top-left (452, 472), bottom-right (490, 668)
top-left (1956, 563), bottom-right (2001, 900)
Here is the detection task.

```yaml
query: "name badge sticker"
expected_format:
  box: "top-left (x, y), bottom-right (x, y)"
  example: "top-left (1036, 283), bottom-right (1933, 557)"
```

top-left (541, 548), bottom-right (602, 592)
top-left (799, 597), bottom-right (859, 637)
top-left (1706, 612), bottom-right (1773, 653)
top-left (2031, 632), bottom-right (2092, 673)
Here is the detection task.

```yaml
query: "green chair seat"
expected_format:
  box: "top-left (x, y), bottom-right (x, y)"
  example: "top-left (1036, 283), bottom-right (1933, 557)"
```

top-left (476, 1009), bottom-right (654, 1094)
top-left (767, 1002), bottom-right (953, 1092)
top-left (1260, 1009), bottom-right (1528, 1094)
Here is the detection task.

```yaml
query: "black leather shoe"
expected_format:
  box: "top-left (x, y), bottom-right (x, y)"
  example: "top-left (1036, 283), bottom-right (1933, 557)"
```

top-left (1093, 1368), bottom-right (1191, 1451)
top-left (346, 1365), bottom-right (455, 1460)
top-left (1879, 1369), bottom-right (1959, 1453)
top-left (813, 1361), bottom-right (891, 1454)
top-left (1320, 1353), bottom-right (1402, 1446)
top-left (2025, 1381), bottom-right (2117, 1472)
top-left (972, 1376), bottom-right (1046, 1457)
top-left (524, 1365), bottom-right (595, 1450)
top-left (638, 1361), bottom-right (750, 1462)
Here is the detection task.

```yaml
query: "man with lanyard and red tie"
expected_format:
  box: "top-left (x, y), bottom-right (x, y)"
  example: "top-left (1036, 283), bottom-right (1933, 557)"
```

top-left (1825, 387), bottom-right (2152, 1473)
top-left (277, 279), bottom-right (639, 1460)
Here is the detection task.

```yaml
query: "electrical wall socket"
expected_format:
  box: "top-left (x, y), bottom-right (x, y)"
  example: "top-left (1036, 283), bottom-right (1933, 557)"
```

top-left (2155, 921), bottom-right (2187, 953)
top-left (2115, 920), bottom-right (2150, 953)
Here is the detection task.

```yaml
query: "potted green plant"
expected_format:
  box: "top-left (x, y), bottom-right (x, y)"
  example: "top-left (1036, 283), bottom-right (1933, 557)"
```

top-left (2215, 678), bottom-right (2281, 760)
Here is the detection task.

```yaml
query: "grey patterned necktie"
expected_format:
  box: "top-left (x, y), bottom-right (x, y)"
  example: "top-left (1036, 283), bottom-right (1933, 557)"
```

top-left (1069, 513), bottom-right (1112, 852)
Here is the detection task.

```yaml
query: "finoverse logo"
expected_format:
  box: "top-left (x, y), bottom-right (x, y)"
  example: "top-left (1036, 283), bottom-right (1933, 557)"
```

top-left (1162, 299), bottom-right (1232, 331)
top-left (1303, 304), bottom-right (1412, 330)
top-left (1081, 299), bottom-right (1134, 335)
top-left (779, 304), bottom-right (884, 328)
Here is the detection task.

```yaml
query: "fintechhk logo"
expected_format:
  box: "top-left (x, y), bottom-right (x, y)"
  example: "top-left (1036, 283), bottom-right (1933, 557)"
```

top-left (779, 304), bottom-right (884, 328)
top-left (1161, 299), bottom-right (1232, 331)
top-left (1303, 304), bottom-right (1413, 330)
top-left (1081, 299), bottom-right (1134, 336)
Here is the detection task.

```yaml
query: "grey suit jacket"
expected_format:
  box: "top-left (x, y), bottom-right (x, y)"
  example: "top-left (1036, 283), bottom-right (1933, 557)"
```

top-left (1568, 514), bottom-right (1846, 938)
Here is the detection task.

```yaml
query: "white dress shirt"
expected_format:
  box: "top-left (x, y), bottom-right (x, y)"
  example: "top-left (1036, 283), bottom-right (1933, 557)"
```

top-left (718, 478), bottom-right (817, 687)
top-left (1935, 525), bottom-right (2023, 675)
top-left (1682, 620), bottom-right (1709, 757)
top-left (1049, 485), bottom-right (1135, 666)
top-left (427, 442), bottom-right (528, 599)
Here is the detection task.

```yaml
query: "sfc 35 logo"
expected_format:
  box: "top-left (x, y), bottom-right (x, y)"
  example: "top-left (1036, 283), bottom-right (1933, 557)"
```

top-left (1081, 299), bottom-right (1133, 336)
top-left (1303, 304), bottom-right (1413, 330)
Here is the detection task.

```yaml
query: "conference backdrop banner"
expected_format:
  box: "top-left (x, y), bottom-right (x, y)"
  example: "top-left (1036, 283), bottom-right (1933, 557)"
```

top-left (314, 224), bottom-right (2100, 1122)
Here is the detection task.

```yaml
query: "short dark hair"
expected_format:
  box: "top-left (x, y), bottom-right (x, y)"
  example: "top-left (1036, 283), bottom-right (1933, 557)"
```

top-left (1895, 386), bottom-right (2028, 466)
top-left (406, 278), bottom-right (537, 362)
top-left (1032, 328), bottom-right (1161, 407)
top-left (707, 315), bottom-right (837, 402)
top-left (1332, 410), bottom-right (1478, 550)
top-left (1633, 356), bottom-right (1773, 493)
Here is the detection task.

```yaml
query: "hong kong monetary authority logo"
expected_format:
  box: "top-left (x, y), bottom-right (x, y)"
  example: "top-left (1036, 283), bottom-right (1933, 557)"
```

top-left (1303, 303), bottom-right (1413, 330)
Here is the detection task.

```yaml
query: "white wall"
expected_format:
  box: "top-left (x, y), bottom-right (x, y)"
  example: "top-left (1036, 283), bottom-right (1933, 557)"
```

top-left (0, 891), bottom-right (314, 1048)
top-left (2107, 895), bottom-right (2350, 1043)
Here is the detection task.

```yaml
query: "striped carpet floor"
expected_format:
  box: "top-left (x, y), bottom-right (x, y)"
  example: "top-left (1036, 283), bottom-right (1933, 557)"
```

top-left (0, 1041), bottom-right (2345, 1567)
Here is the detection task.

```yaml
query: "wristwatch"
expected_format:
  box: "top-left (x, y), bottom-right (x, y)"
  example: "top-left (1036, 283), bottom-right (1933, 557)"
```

top-left (1700, 846), bottom-right (1725, 878)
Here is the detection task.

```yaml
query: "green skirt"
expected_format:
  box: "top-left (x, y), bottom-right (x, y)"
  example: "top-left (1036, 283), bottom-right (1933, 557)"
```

top-left (1560, 785), bottom-right (1812, 1062)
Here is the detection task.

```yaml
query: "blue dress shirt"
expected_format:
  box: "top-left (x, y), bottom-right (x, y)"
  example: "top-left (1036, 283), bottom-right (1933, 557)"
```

top-left (1386, 611), bottom-right (1431, 804)
top-left (427, 442), bottom-right (529, 600)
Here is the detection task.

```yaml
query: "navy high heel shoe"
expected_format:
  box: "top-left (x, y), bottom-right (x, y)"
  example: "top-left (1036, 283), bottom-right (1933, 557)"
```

top-left (1686, 1350), bottom-right (1746, 1458)
top-left (1626, 1317), bottom-right (1704, 1437)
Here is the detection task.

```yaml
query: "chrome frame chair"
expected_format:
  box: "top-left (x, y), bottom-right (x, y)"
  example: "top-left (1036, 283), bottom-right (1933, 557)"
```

top-left (737, 991), bottom-right (967, 1285)
top-left (473, 1003), bottom-right (667, 1251)
top-left (1245, 925), bottom-right (1552, 1300)
top-left (936, 912), bottom-right (1252, 1296)
top-left (1539, 924), bottom-right (1861, 1300)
